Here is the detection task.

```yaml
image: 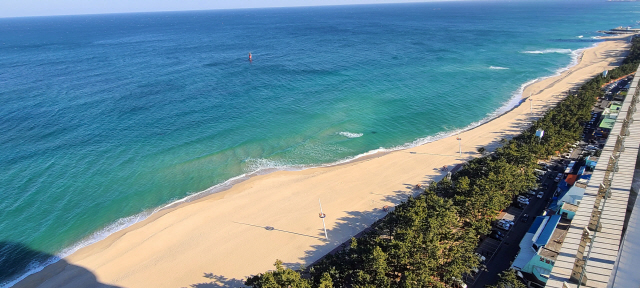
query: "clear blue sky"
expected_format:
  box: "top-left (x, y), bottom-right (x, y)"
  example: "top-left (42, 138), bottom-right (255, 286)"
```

top-left (1, 0), bottom-right (460, 18)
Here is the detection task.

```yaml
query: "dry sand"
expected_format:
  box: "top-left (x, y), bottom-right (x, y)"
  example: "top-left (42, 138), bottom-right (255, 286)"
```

top-left (15, 36), bottom-right (631, 288)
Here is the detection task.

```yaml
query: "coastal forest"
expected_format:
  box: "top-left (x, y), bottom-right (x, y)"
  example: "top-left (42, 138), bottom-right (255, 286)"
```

top-left (243, 37), bottom-right (640, 288)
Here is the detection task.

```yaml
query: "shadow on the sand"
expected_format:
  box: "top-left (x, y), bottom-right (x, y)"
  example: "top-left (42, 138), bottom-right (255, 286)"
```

top-left (0, 241), bottom-right (120, 288)
top-left (233, 222), bottom-right (325, 240)
top-left (188, 273), bottom-right (246, 287)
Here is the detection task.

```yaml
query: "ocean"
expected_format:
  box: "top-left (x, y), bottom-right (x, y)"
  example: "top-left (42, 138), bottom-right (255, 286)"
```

top-left (1, 0), bottom-right (639, 285)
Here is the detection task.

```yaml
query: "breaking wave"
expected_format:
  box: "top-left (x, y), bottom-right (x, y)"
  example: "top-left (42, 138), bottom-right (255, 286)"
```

top-left (2, 37), bottom-right (598, 288)
top-left (337, 131), bottom-right (364, 138)
top-left (522, 48), bottom-right (573, 54)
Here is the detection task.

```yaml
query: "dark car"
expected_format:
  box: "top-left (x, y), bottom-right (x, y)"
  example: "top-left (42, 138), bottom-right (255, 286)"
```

top-left (490, 230), bottom-right (504, 241)
top-left (521, 214), bottom-right (529, 223)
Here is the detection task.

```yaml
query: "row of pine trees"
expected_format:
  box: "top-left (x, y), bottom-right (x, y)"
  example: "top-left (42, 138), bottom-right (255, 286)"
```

top-left (244, 37), bottom-right (640, 288)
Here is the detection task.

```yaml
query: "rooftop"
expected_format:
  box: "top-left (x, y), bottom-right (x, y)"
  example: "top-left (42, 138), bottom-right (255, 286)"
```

top-left (546, 64), bottom-right (640, 288)
top-left (565, 174), bottom-right (578, 186)
top-left (556, 185), bottom-right (586, 207)
top-left (541, 218), bottom-right (571, 258)
top-left (609, 103), bottom-right (622, 112)
top-left (599, 118), bottom-right (616, 130)
top-left (539, 247), bottom-right (560, 261)
top-left (513, 216), bottom-right (548, 270)
top-left (528, 216), bottom-right (547, 234)
top-left (535, 215), bottom-right (562, 248)
top-left (562, 202), bottom-right (579, 213)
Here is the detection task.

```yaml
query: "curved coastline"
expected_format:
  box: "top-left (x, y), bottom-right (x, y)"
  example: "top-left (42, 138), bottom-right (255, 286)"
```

top-left (10, 36), bottom-right (632, 288)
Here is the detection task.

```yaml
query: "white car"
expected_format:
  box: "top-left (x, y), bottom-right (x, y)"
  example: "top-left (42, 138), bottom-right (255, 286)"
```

top-left (498, 219), bottom-right (514, 226)
top-left (475, 252), bottom-right (486, 263)
top-left (496, 222), bottom-right (511, 231)
top-left (537, 191), bottom-right (544, 199)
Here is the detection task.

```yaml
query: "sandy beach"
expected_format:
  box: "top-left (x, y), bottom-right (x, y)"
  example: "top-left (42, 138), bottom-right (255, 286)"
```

top-left (15, 36), bottom-right (631, 288)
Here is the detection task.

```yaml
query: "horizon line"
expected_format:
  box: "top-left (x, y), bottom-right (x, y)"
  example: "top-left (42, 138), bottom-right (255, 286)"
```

top-left (0, 0), bottom-right (528, 19)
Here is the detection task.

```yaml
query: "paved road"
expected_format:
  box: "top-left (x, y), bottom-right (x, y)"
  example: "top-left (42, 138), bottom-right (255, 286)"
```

top-left (469, 83), bottom-right (619, 287)
top-left (471, 163), bottom-right (561, 288)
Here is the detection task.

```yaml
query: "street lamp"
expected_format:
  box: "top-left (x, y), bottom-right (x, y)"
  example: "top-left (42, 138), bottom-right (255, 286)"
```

top-left (529, 98), bottom-right (533, 114)
top-left (318, 199), bottom-right (328, 240)
top-left (456, 136), bottom-right (462, 157)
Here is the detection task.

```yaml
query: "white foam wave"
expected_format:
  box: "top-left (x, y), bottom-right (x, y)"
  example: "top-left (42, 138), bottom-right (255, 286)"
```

top-left (244, 158), bottom-right (303, 173)
top-left (337, 131), bottom-right (364, 138)
top-left (3, 40), bottom-right (598, 288)
top-left (555, 44), bottom-right (593, 75)
top-left (0, 212), bottom-right (153, 288)
top-left (0, 171), bottom-right (257, 288)
top-left (386, 43), bottom-right (592, 152)
top-left (522, 48), bottom-right (572, 54)
top-left (489, 66), bottom-right (509, 70)
top-left (577, 35), bottom-right (584, 38)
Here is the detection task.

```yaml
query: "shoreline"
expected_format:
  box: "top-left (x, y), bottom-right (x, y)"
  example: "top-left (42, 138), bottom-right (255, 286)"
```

top-left (11, 35), bottom-right (632, 288)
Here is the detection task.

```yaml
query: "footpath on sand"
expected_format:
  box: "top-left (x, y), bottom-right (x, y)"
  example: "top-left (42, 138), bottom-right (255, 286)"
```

top-left (15, 36), bottom-right (631, 288)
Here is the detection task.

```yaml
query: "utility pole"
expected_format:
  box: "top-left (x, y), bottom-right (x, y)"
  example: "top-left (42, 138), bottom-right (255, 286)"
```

top-left (529, 92), bottom-right (533, 114)
top-left (319, 199), bottom-right (328, 240)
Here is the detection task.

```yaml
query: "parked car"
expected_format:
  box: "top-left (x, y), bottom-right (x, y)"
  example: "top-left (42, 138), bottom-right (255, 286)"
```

top-left (490, 230), bottom-right (504, 241)
top-left (521, 214), bottom-right (530, 222)
top-left (537, 191), bottom-right (544, 199)
top-left (475, 252), bottom-right (487, 264)
top-left (496, 220), bottom-right (514, 230)
top-left (554, 175), bottom-right (563, 183)
top-left (496, 222), bottom-right (511, 231)
top-left (498, 219), bottom-right (514, 226)
top-left (452, 277), bottom-right (468, 288)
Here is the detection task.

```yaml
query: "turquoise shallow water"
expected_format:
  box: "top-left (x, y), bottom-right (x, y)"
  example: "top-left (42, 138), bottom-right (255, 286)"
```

top-left (1, 0), bottom-right (640, 285)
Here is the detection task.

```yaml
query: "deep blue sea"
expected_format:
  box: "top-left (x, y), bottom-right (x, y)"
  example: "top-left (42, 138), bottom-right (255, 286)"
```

top-left (1, 0), bottom-right (639, 285)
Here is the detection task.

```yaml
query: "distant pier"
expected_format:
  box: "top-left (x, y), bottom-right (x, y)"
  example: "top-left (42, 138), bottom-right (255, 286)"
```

top-left (598, 26), bottom-right (640, 35)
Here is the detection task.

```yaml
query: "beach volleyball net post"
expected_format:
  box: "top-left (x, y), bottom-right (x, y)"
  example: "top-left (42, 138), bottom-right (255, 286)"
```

top-left (319, 199), bottom-right (328, 240)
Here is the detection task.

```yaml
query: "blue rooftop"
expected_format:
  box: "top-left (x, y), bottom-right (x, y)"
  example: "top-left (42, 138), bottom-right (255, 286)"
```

top-left (528, 216), bottom-right (546, 234)
top-left (535, 215), bottom-right (561, 247)
top-left (580, 174), bottom-right (592, 180)
top-left (556, 186), bottom-right (586, 207)
top-left (577, 166), bottom-right (586, 175)
top-left (557, 180), bottom-right (569, 192)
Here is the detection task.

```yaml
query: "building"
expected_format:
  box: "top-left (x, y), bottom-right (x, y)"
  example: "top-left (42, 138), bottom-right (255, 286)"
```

top-left (512, 215), bottom-right (569, 287)
top-left (544, 64), bottom-right (640, 288)
top-left (552, 186), bottom-right (586, 220)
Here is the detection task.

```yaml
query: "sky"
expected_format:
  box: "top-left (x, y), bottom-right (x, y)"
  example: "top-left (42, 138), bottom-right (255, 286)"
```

top-left (0, 0), bottom-right (461, 18)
